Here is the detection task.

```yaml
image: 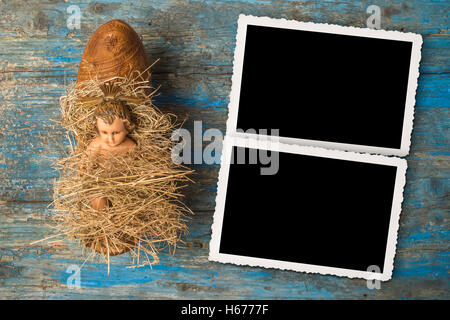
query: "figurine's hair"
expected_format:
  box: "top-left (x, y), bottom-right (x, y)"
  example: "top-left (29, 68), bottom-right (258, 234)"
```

top-left (93, 100), bottom-right (135, 132)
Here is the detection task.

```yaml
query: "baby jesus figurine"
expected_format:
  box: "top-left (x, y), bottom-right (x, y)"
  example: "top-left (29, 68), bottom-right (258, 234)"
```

top-left (86, 99), bottom-right (137, 211)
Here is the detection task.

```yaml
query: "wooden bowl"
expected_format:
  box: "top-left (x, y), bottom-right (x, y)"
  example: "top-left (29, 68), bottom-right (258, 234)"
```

top-left (77, 19), bottom-right (151, 85)
top-left (77, 20), bottom-right (149, 256)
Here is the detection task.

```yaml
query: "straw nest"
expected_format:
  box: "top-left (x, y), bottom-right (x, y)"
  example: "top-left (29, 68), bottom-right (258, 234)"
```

top-left (48, 68), bottom-right (193, 272)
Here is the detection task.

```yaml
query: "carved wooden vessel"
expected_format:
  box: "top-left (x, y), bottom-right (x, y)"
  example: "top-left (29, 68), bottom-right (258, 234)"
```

top-left (76, 20), bottom-right (150, 256)
top-left (77, 19), bottom-right (151, 84)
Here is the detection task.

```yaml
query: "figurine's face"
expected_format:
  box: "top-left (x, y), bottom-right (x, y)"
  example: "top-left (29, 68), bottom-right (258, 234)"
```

top-left (96, 116), bottom-right (128, 147)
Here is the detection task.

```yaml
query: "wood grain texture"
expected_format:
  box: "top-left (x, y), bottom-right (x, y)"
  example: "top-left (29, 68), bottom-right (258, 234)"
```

top-left (0, 0), bottom-right (448, 299)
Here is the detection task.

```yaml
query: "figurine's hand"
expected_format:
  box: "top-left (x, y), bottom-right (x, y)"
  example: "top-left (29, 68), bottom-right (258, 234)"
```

top-left (90, 197), bottom-right (108, 211)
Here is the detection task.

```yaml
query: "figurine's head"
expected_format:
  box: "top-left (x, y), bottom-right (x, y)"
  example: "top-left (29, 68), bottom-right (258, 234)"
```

top-left (93, 100), bottom-right (134, 147)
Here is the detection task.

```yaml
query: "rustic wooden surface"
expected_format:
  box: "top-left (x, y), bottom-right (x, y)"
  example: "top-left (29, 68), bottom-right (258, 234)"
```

top-left (0, 0), bottom-right (448, 299)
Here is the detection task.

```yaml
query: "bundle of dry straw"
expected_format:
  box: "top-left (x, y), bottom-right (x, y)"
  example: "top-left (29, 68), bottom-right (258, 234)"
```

top-left (47, 68), bottom-right (193, 273)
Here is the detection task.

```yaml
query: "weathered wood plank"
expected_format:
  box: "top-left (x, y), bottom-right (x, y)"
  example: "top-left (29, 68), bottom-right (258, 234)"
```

top-left (0, 202), bottom-right (447, 299)
top-left (0, 0), bottom-right (448, 299)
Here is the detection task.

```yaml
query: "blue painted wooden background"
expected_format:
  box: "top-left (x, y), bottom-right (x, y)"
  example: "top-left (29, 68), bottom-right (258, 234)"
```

top-left (0, 0), bottom-right (448, 299)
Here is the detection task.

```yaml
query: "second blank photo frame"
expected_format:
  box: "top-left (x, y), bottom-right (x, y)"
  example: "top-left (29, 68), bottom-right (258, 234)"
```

top-left (210, 138), bottom-right (407, 281)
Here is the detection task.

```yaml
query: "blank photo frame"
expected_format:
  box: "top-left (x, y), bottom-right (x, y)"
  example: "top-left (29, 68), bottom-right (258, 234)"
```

top-left (209, 15), bottom-right (421, 280)
top-left (226, 15), bottom-right (422, 156)
top-left (210, 138), bottom-right (406, 280)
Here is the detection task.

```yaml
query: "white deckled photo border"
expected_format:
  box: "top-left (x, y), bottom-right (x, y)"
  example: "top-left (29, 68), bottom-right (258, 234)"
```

top-left (226, 14), bottom-right (423, 157)
top-left (209, 136), bottom-right (407, 281)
